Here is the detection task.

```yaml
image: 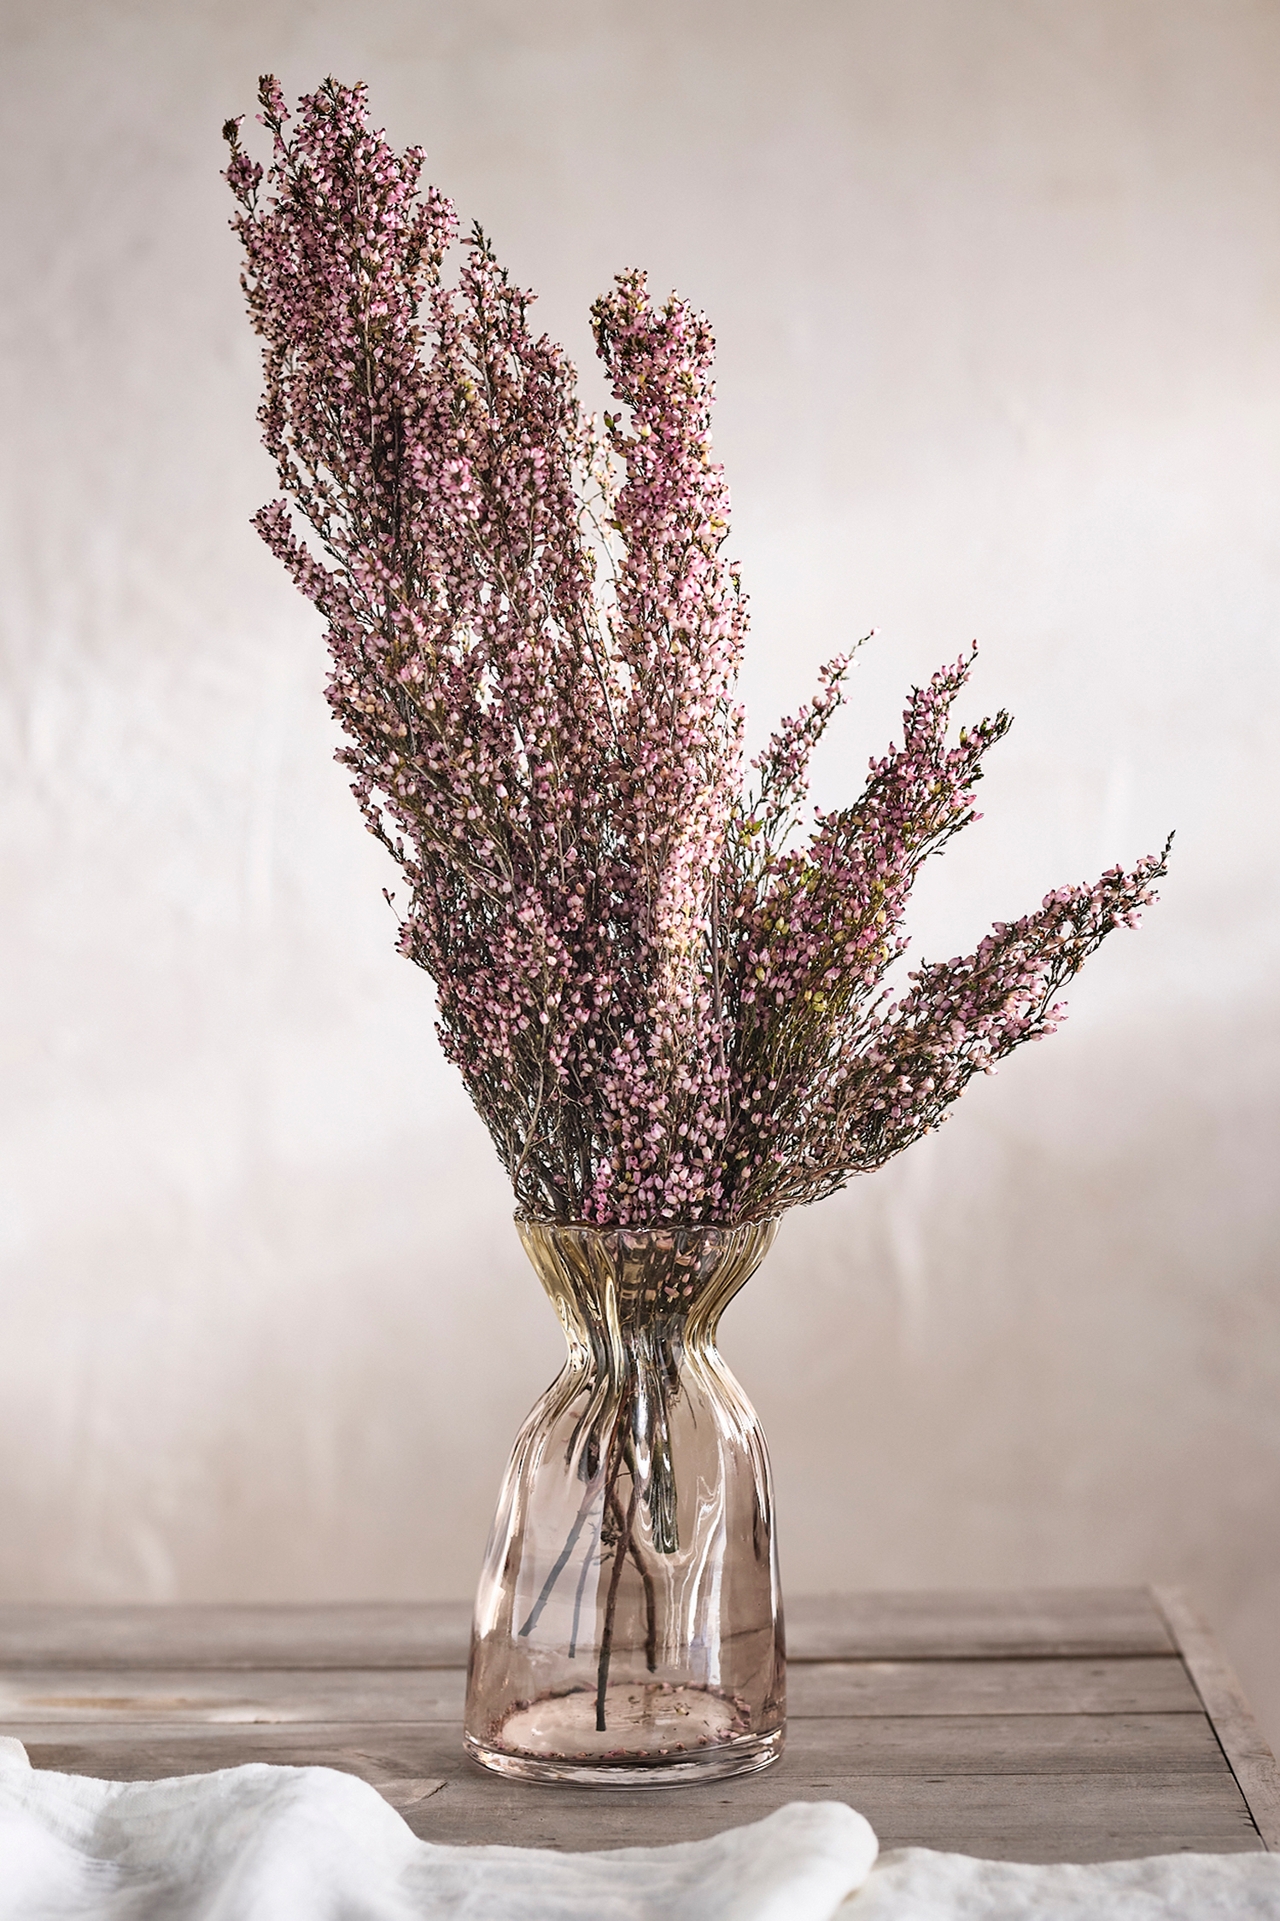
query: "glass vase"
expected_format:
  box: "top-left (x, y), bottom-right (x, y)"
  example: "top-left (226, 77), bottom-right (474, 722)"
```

top-left (463, 1217), bottom-right (785, 1787)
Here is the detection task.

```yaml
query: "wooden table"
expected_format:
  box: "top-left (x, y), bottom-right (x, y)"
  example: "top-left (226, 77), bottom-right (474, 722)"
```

top-left (2, 1588), bottom-right (1277, 1863)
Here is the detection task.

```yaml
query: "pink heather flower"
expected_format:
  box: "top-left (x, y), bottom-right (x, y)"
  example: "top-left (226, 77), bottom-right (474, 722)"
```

top-left (226, 78), bottom-right (1171, 1227)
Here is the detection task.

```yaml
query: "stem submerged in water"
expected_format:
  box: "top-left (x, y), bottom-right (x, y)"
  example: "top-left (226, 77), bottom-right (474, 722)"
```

top-left (629, 1522), bottom-right (658, 1672)
top-left (596, 1464), bottom-right (640, 1731)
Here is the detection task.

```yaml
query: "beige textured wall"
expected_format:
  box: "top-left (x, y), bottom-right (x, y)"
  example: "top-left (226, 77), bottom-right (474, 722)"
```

top-left (3, 0), bottom-right (1278, 1748)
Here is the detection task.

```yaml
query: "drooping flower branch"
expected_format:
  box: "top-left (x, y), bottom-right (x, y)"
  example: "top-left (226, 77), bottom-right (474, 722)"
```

top-left (225, 77), bottom-right (1169, 1228)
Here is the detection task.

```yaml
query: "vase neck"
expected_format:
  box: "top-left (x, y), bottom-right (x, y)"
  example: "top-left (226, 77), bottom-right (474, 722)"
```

top-left (516, 1219), bottom-right (778, 1360)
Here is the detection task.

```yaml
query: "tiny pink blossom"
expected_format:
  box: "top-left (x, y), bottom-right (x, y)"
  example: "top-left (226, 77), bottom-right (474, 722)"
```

top-left (225, 79), bottom-right (1171, 1227)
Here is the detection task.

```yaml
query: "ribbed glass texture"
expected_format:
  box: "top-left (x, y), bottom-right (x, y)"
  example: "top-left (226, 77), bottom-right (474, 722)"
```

top-left (464, 1218), bottom-right (786, 1786)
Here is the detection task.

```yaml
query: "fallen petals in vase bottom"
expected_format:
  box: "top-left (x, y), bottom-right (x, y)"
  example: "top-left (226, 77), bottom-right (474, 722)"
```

top-left (500, 1682), bottom-right (752, 1757)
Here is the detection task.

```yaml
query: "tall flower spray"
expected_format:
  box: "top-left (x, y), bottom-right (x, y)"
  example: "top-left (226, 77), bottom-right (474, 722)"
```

top-left (225, 79), bottom-right (1168, 1230)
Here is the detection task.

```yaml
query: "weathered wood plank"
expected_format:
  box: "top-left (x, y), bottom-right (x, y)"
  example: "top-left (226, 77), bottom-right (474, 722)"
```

top-left (0, 1603), bottom-right (473, 1672)
top-left (382, 1763), bottom-right (1265, 1860)
top-left (797, 1711), bottom-right (1228, 1773)
top-left (814, 1770), bottom-right (1263, 1864)
top-left (0, 1667), bottom-right (467, 1725)
top-left (10, 1711), bottom-right (1229, 1780)
top-left (786, 1588), bottom-right (1174, 1661)
top-left (15, 1727), bottom-right (1252, 1861)
top-left (0, 1588), bottom-right (1171, 1671)
top-left (0, 1656), bottom-right (1199, 1725)
top-left (1156, 1586), bottom-right (1280, 1851)
top-left (14, 1727), bottom-right (460, 1790)
top-left (788, 1657), bottom-right (1198, 1717)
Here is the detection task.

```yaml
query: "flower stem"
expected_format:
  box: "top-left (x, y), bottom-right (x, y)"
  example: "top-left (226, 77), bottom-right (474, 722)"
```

top-left (596, 1458), bottom-right (640, 1732)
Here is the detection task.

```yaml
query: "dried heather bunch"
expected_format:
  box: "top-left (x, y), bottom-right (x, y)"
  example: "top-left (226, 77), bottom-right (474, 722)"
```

top-left (225, 77), bottom-right (1169, 1228)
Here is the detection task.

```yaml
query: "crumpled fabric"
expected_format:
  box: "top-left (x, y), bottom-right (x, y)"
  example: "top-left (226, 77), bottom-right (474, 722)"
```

top-left (848, 1844), bottom-right (1280, 1918)
top-left (3, 1736), bottom-right (1278, 1920)
top-left (0, 1738), bottom-right (875, 1921)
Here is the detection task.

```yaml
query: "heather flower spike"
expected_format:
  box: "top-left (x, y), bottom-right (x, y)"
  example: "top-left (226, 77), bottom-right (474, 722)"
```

top-left (225, 78), bottom-right (1171, 1229)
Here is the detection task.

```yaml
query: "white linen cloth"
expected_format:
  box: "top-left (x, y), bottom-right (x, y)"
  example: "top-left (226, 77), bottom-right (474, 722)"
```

top-left (0, 1739), bottom-right (871, 1921)
top-left (3, 1736), bottom-right (1279, 1920)
top-left (848, 1846), bottom-right (1280, 1918)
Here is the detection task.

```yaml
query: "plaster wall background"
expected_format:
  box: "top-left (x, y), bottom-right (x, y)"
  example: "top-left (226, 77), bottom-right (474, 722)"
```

top-left (2, 0), bottom-right (1278, 1748)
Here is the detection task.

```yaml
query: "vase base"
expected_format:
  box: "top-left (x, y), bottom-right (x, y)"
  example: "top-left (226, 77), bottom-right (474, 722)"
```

top-left (466, 1718), bottom-right (784, 1788)
top-left (465, 1680), bottom-right (784, 1788)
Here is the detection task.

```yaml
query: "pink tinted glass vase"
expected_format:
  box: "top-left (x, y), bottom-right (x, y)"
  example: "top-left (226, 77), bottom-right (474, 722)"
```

top-left (463, 1218), bottom-right (785, 1786)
